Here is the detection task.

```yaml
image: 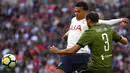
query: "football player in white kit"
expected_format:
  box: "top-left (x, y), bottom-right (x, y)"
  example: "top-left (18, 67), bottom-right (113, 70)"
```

top-left (52, 1), bottom-right (129, 73)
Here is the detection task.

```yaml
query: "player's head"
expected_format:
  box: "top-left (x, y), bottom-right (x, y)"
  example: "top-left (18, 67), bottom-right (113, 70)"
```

top-left (74, 1), bottom-right (88, 20)
top-left (86, 11), bottom-right (99, 27)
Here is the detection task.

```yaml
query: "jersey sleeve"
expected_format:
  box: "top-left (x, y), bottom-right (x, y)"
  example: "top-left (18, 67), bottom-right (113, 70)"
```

top-left (76, 30), bottom-right (92, 48)
top-left (112, 29), bottom-right (122, 42)
top-left (98, 19), bottom-right (122, 26)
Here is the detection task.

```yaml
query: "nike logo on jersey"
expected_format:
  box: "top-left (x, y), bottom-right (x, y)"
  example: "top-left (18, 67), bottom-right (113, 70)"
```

top-left (69, 25), bottom-right (81, 31)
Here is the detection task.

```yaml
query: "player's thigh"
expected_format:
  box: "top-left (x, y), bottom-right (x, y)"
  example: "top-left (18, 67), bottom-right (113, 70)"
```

top-left (72, 54), bottom-right (90, 70)
top-left (56, 69), bottom-right (65, 73)
top-left (72, 53), bottom-right (90, 62)
top-left (57, 55), bottom-right (72, 73)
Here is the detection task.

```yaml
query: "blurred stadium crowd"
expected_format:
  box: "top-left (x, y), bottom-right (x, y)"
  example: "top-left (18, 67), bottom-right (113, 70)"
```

top-left (0, 0), bottom-right (130, 73)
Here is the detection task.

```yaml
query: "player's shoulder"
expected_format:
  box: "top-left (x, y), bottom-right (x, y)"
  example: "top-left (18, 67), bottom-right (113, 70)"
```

top-left (83, 30), bottom-right (95, 38)
top-left (85, 29), bottom-right (95, 33)
top-left (71, 17), bottom-right (77, 21)
top-left (100, 24), bottom-right (111, 30)
top-left (96, 24), bottom-right (109, 28)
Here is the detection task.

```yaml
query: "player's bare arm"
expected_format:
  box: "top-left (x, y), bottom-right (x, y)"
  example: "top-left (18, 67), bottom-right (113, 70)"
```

top-left (119, 36), bottom-right (128, 45)
top-left (50, 45), bottom-right (81, 55)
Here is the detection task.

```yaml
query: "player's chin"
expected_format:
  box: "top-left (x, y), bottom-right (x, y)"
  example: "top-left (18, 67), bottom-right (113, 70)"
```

top-left (75, 15), bottom-right (79, 18)
top-left (76, 16), bottom-right (82, 20)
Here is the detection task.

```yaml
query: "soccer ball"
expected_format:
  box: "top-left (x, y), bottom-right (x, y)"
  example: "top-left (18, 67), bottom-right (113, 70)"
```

top-left (1, 54), bottom-right (17, 70)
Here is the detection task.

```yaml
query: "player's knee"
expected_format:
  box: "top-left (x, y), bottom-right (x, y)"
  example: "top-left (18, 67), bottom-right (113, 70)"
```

top-left (56, 69), bottom-right (65, 73)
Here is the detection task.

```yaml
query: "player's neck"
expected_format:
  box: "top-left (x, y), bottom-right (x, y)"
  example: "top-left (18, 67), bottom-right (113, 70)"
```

top-left (89, 22), bottom-right (98, 28)
top-left (76, 17), bottom-right (85, 20)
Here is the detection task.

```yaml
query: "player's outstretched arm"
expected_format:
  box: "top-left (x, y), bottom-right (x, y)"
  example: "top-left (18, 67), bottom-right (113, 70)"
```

top-left (50, 45), bottom-right (81, 55)
top-left (119, 36), bottom-right (128, 45)
top-left (112, 28), bottom-right (128, 45)
top-left (99, 18), bottom-right (129, 26)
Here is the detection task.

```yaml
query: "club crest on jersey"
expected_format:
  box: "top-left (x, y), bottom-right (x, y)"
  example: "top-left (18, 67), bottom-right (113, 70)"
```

top-left (69, 25), bottom-right (81, 31)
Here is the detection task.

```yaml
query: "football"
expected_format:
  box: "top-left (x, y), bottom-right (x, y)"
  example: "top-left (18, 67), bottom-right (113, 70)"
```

top-left (1, 54), bottom-right (17, 70)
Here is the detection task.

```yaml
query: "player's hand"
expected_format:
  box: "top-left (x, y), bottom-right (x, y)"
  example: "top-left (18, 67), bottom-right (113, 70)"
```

top-left (50, 46), bottom-right (58, 54)
top-left (122, 18), bottom-right (129, 24)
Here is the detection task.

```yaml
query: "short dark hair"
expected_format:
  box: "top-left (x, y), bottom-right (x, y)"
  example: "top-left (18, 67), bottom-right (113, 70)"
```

top-left (75, 1), bottom-right (88, 10)
top-left (86, 11), bottom-right (99, 22)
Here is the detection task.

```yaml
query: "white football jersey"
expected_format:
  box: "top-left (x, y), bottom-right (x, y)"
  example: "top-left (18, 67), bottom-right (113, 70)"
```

top-left (67, 17), bottom-right (90, 54)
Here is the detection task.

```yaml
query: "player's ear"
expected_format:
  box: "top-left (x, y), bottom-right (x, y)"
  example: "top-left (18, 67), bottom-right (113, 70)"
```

top-left (87, 19), bottom-right (91, 23)
top-left (85, 10), bottom-right (88, 14)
